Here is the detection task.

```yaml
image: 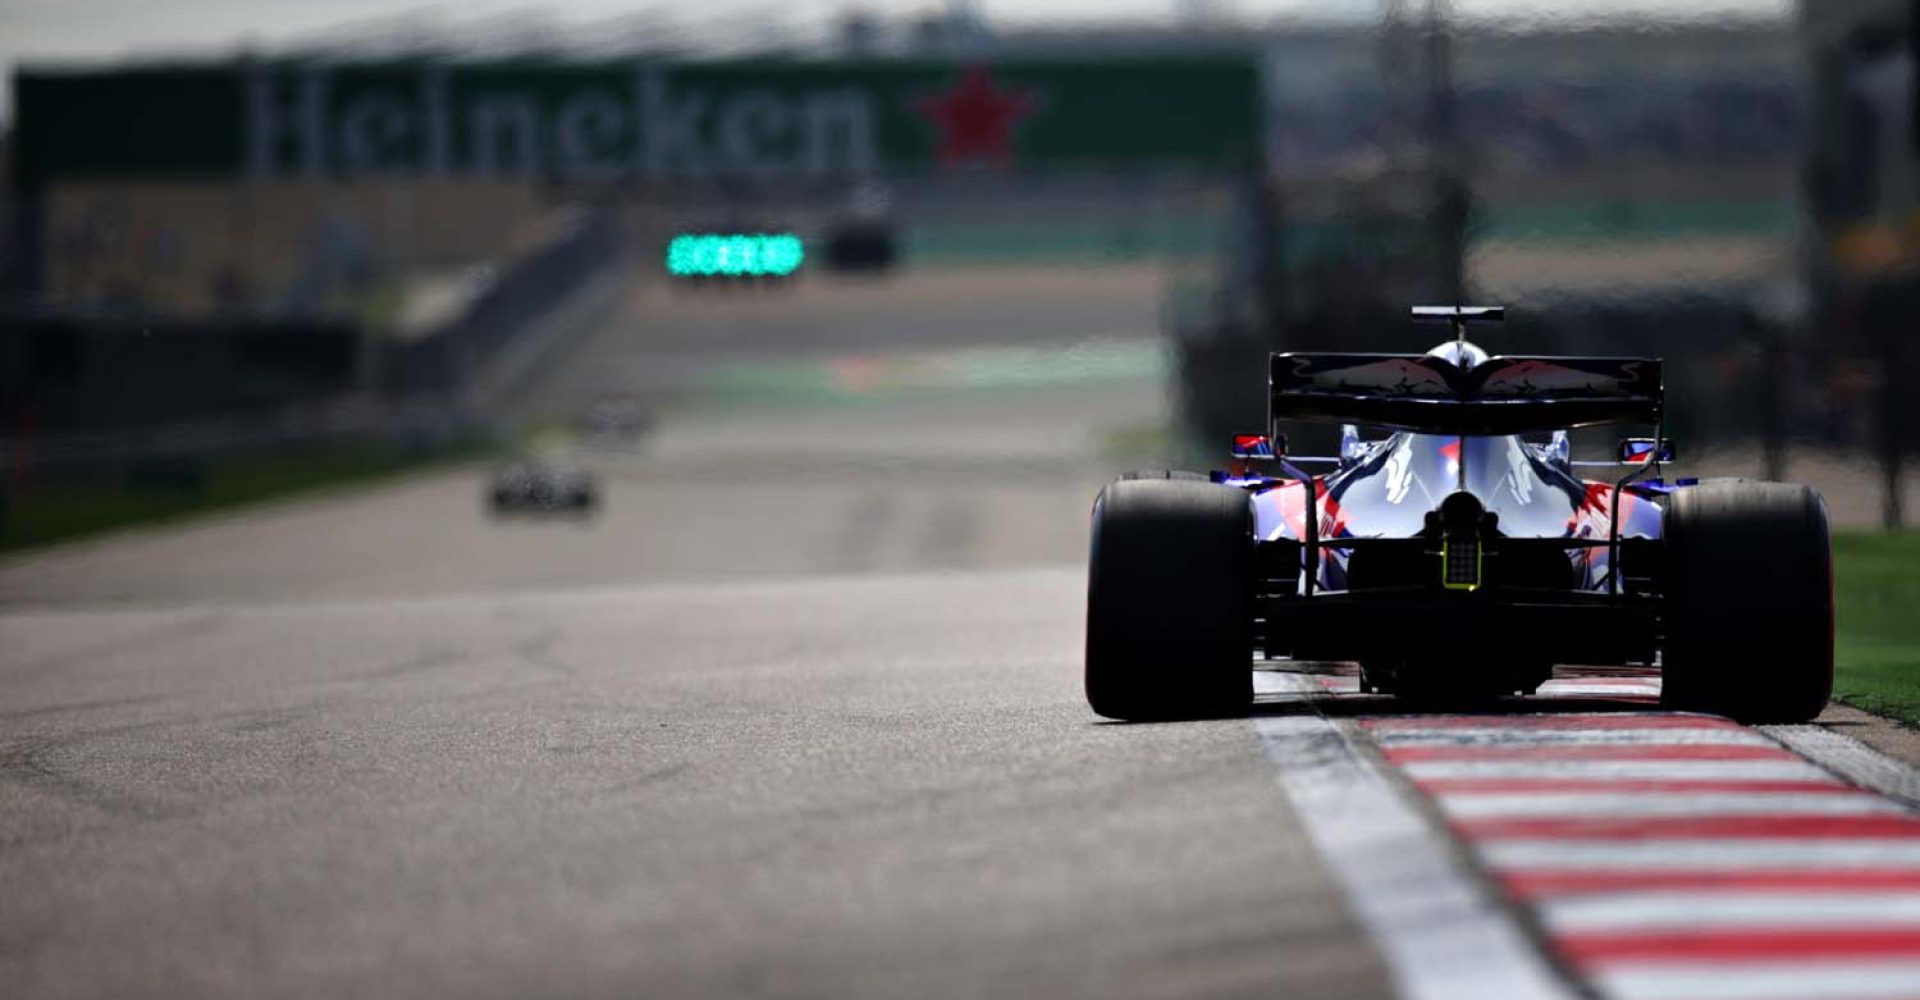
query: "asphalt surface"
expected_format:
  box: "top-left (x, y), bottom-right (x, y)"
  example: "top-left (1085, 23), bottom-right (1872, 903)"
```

top-left (2, 571), bottom-right (1389, 999)
top-left (0, 266), bottom-right (1392, 999)
top-left (8, 266), bottom-right (1914, 1000)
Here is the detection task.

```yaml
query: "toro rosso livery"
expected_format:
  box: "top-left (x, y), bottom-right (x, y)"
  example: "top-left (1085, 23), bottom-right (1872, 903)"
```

top-left (1086, 307), bottom-right (1833, 723)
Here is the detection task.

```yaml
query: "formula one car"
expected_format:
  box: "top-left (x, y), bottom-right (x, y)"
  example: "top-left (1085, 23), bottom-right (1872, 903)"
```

top-left (488, 457), bottom-right (597, 515)
top-left (1086, 307), bottom-right (1832, 723)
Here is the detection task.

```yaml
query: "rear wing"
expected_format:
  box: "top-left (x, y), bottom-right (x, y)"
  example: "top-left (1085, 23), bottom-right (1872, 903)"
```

top-left (1269, 353), bottom-right (1662, 435)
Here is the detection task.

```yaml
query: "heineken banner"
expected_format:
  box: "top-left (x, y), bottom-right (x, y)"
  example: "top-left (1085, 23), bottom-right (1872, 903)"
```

top-left (13, 57), bottom-right (1261, 183)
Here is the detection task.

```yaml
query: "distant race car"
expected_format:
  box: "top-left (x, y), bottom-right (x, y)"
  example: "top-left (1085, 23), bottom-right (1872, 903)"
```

top-left (489, 459), bottom-right (597, 514)
top-left (1086, 306), bottom-right (1832, 724)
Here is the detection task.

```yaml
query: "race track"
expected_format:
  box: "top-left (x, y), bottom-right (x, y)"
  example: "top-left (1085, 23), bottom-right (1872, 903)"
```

top-left (2, 266), bottom-right (1917, 1000)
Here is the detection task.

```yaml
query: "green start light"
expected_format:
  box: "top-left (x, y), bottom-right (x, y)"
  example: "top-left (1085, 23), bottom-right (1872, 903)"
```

top-left (666, 233), bottom-right (805, 277)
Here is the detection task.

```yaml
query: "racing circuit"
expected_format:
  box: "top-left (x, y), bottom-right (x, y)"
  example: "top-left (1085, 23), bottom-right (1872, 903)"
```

top-left (2, 265), bottom-right (1918, 1000)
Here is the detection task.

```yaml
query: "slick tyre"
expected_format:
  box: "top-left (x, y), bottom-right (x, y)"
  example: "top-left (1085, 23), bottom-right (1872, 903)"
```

top-left (1661, 481), bottom-right (1833, 723)
top-left (1085, 477), bottom-right (1255, 721)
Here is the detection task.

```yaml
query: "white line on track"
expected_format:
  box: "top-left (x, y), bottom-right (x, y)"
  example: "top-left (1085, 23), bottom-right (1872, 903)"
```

top-left (1402, 759), bottom-right (1834, 781)
top-left (1762, 724), bottom-right (1920, 808)
top-left (1376, 729), bottom-right (1775, 747)
top-left (1250, 675), bottom-right (1577, 1000)
top-left (1252, 671), bottom-right (1327, 699)
top-left (1297, 677), bottom-right (1665, 698)
top-left (1590, 961), bottom-right (1920, 1000)
top-left (1538, 892), bottom-right (1920, 932)
top-left (1437, 791), bottom-right (1904, 819)
top-left (1482, 838), bottom-right (1920, 870)
top-left (1536, 685), bottom-right (1663, 697)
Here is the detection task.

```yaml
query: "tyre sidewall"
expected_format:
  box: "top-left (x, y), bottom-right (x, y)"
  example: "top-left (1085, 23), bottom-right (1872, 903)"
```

top-left (1085, 478), bottom-right (1254, 720)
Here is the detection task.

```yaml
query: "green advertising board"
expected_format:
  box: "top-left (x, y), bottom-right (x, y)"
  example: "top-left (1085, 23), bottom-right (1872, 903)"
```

top-left (13, 57), bottom-right (1261, 184)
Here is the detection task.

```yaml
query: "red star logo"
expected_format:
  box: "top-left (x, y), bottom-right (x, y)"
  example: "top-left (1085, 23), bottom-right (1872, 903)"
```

top-left (913, 66), bottom-right (1041, 169)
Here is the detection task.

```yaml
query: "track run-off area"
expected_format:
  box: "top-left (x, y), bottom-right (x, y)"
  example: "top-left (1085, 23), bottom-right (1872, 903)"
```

top-left (2, 266), bottom-right (1917, 999)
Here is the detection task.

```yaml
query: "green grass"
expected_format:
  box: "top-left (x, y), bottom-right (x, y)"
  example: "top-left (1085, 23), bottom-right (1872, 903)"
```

top-left (0, 442), bottom-right (486, 556)
top-left (1833, 531), bottom-right (1920, 725)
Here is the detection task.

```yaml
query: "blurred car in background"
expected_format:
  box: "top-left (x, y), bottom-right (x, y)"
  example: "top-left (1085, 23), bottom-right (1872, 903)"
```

top-left (819, 218), bottom-right (899, 273)
top-left (488, 457), bottom-right (597, 515)
top-left (819, 180), bottom-right (899, 274)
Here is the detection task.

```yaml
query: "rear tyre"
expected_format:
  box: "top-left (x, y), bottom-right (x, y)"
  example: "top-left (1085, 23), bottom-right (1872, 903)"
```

top-left (1085, 477), bottom-right (1255, 720)
top-left (1661, 481), bottom-right (1832, 723)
